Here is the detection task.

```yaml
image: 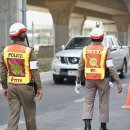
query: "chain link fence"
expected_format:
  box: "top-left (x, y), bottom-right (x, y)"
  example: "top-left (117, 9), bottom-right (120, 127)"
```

top-left (27, 24), bottom-right (53, 51)
top-left (27, 24), bottom-right (91, 58)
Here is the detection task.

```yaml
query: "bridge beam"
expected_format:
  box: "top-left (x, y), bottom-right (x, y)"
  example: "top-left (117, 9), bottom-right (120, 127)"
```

top-left (122, 0), bottom-right (130, 45)
top-left (112, 15), bottom-right (130, 45)
top-left (41, 0), bottom-right (76, 53)
top-left (78, 0), bottom-right (128, 15)
top-left (73, 7), bottom-right (112, 21)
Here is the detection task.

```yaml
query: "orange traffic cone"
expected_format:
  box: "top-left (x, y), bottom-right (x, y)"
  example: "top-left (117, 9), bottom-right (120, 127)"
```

top-left (121, 80), bottom-right (130, 108)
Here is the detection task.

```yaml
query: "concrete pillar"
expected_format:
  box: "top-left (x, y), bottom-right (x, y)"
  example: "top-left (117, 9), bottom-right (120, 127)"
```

top-left (122, 0), bottom-right (130, 13)
top-left (122, 0), bottom-right (130, 46)
top-left (43, 0), bottom-right (76, 53)
top-left (128, 23), bottom-right (130, 46)
top-left (0, 0), bottom-right (22, 53)
top-left (112, 15), bottom-right (129, 45)
top-left (70, 15), bottom-right (86, 37)
top-left (102, 22), bottom-right (117, 37)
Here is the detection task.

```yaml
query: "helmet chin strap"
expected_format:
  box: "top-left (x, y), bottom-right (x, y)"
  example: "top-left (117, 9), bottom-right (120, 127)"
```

top-left (25, 34), bottom-right (29, 46)
top-left (18, 32), bottom-right (29, 46)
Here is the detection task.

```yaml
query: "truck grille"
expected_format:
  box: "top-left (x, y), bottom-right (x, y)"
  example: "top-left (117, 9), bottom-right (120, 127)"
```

top-left (60, 57), bottom-right (79, 64)
top-left (60, 57), bottom-right (65, 63)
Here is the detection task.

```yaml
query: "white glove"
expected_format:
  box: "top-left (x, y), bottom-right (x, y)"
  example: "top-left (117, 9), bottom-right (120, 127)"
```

top-left (109, 81), bottom-right (113, 88)
top-left (75, 82), bottom-right (82, 93)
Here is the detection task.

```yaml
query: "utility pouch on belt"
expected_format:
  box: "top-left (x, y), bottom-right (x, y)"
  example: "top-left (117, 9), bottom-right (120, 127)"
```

top-left (105, 68), bottom-right (110, 78)
top-left (33, 82), bottom-right (38, 96)
top-left (27, 82), bottom-right (38, 96)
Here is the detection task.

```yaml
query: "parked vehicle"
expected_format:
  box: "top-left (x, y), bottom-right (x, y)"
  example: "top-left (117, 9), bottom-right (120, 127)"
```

top-left (51, 35), bottom-right (129, 84)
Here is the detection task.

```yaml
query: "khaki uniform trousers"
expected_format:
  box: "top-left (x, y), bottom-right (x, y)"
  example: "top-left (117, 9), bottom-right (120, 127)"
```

top-left (83, 78), bottom-right (110, 123)
top-left (7, 84), bottom-right (37, 130)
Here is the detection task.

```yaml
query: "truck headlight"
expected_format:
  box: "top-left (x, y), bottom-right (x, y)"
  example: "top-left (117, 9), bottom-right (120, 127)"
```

top-left (53, 56), bottom-right (61, 63)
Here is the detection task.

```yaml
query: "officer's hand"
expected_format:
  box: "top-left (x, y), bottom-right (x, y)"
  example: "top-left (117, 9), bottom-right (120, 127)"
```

top-left (36, 88), bottom-right (43, 100)
top-left (3, 89), bottom-right (8, 100)
top-left (75, 82), bottom-right (82, 94)
top-left (117, 84), bottom-right (122, 93)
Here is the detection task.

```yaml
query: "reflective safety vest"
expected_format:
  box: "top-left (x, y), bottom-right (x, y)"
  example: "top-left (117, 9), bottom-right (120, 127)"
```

top-left (83, 44), bottom-right (108, 80)
top-left (3, 44), bottom-right (32, 84)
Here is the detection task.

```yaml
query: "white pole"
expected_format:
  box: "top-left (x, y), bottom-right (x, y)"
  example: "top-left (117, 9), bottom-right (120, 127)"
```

top-left (22, 0), bottom-right (27, 26)
top-left (53, 24), bottom-right (55, 56)
top-left (32, 22), bottom-right (34, 47)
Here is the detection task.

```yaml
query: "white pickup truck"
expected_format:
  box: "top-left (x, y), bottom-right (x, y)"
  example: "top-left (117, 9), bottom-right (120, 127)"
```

top-left (51, 35), bottom-right (129, 84)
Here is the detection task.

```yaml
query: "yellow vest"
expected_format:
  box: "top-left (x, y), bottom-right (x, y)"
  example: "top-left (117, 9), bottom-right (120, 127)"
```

top-left (83, 44), bottom-right (108, 79)
top-left (3, 44), bottom-right (32, 84)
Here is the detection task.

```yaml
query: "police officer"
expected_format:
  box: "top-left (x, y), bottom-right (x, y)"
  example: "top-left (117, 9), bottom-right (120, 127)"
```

top-left (0, 23), bottom-right (43, 130)
top-left (75, 27), bottom-right (122, 130)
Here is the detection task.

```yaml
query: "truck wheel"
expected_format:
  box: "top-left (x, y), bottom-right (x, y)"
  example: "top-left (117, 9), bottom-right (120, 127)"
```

top-left (120, 60), bottom-right (127, 78)
top-left (53, 75), bottom-right (64, 84)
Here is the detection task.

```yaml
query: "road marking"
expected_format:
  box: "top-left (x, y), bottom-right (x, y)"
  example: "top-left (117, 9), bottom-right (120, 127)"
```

top-left (72, 128), bottom-right (82, 130)
top-left (0, 120), bottom-right (25, 130)
top-left (74, 98), bottom-right (85, 103)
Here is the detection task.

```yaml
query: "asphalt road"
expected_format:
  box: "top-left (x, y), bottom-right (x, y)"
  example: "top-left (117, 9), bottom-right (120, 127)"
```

top-left (0, 67), bottom-right (130, 130)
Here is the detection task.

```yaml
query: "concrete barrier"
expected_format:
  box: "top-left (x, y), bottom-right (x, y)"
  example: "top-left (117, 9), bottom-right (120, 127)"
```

top-left (38, 46), bottom-right (54, 58)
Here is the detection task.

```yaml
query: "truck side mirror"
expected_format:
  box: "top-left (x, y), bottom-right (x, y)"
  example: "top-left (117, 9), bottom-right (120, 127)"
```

top-left (110, 46), bottom-right (117, 51)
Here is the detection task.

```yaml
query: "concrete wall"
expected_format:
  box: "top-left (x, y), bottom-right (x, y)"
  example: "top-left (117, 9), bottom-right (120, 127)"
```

top-left (0, 0), bottom-right (22, 53)
top-left (38, 46), bottom-right (54, 58)
top-left (0, 0), bottom-right (129, 54)
top-left (128, 23), bottom-right (130, 46)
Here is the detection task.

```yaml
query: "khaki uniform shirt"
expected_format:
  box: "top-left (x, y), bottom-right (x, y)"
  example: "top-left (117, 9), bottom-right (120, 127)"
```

top-left (76, 43), bottom-right (121, 85)
top-left (0, 42), bottom-right (42, 89)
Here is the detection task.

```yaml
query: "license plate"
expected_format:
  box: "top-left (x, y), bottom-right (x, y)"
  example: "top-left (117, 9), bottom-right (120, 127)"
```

top-left (68, 70), bottom-right (77, 76)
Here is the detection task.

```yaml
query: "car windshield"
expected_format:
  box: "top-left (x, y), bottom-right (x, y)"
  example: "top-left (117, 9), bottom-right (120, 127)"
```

top-left (65, 37), bottom-right (92, 50)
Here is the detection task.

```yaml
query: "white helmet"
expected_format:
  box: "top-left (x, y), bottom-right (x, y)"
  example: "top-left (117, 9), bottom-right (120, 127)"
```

top-left (91, 27), bottom-right (104, 39)
top-left (9, 23), bottom-right (26, 37)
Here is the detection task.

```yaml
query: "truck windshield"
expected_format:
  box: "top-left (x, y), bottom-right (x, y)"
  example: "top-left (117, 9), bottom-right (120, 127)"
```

top-left (102, 37), bottom-right (107, 47)
top-left (65, 37), bottom-right (92, 50)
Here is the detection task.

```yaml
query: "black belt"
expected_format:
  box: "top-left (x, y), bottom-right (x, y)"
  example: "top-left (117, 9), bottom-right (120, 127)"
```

top-left (105, 68), bottom-right (110, 78)
top-left (27, 82), bottom-right (38, 96)
top-left (27, 82), bottom-right (34, 86)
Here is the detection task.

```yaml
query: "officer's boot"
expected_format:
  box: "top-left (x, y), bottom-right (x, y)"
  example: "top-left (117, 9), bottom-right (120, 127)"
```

top-left (100, 122), bottom-right (108, 130)
top-left (84, 119), bottom-right (91, 130)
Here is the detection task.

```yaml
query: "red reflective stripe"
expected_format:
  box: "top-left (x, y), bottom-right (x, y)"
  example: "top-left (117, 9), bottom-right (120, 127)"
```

top-left (85, 73), bottom-right (101, 79)
top-left (91, 34), bottom-right (104, 39)
top-left (10, 28), bottom-right (26, 37)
